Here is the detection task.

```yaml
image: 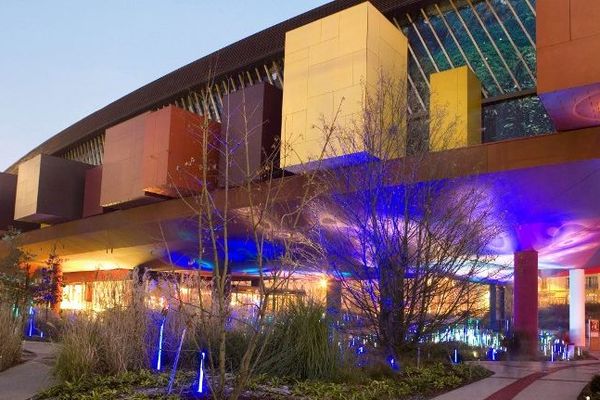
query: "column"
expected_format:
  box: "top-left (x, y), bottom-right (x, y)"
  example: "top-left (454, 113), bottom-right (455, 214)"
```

top-left (514, 250), bottom-right (538, 356)
top-left (326, 279), bottom-right (342, 317)
top-left (489, 283), bottom-right (498, 331)
top-left (569, 269), bottom-right (586, 347)
top-left (498, 285), bottom-right (506, 331)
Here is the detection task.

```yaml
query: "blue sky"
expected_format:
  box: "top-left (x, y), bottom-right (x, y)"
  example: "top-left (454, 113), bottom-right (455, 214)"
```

top-left (0, 1), bottom-right (329, 171)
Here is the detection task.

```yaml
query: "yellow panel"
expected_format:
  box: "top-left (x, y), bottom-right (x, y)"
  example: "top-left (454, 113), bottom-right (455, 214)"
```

top-left (281, 2), bottom-right (408, 172)
top-left (429, 66), bottom-right (482, 151)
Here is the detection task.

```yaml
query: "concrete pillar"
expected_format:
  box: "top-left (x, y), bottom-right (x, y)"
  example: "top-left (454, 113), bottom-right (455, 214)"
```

top-left (489, 283), bottom-right (498, 331)
top-left (569, 269), bottom-right (586, 347)
top-left (514, 250), bottom-right (538, 356)
top-left (326, 279), bottom-right (342, 317)
top-left (498, 286), bottom-right (506, 322)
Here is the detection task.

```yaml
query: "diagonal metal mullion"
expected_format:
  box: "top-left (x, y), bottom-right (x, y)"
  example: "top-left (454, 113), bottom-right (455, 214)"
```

top-left (393, 17), bottom-right (431, 90)
top-left (420, 8), bottom-right (454, 68)
top-left (449, 0), bottom-right (504, 94)
top-left (433, 4), bottom-right (488, 98)
top-left (409, 43), bottom-right (432, 89)
top-left (407, 13), bottom-right (441, 73)
top-left (263, 64), bottom-right (273, 85)
top-left (407, 73), bottom-right (427, 112)
top-left (523, 0), bottom-right (536, 17)
top-left (504, 0), bottom-right (535, 47)
top-left (466, 0), bottom-right (521, 90)
top-left (484, 0), bottom-right (535, 82)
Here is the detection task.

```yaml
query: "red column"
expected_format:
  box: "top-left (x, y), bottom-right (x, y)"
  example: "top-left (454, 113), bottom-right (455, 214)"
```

top-left (513, 250), bottom-right (538, 356)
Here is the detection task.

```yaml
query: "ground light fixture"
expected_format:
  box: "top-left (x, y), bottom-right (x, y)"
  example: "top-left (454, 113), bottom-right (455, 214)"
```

top-left (156, 313), bottom-right (167, 371)
top-left (196, 351), bottom-right (206, 395)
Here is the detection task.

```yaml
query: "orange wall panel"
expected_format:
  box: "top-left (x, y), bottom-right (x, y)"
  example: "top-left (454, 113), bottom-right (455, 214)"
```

top-left (570, 0), bottom-right (600, 40)
top-left (142, 106), bottom-right (219, 197)
top-left (537, 0), bottom-right (600, 130)
top-left (100, 113), bottom-right (148, 207)
top-left (536, 0), bottom-right (570, 48)
top-left (101, 106), bottom-right (219, 207)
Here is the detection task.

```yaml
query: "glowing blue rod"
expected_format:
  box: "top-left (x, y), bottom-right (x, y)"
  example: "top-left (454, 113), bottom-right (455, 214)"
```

top-left (27, 306), bottom-right (34, 337)
top-left (156, 317), bottom-right (165, 371)
top-left (197, 351), bottom-right (206, 393)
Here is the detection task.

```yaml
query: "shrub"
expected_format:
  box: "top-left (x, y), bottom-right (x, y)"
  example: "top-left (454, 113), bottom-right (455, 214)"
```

top-left (257, 298), bottom-right (340, 380)
top-left (0, 306), bottom-right (22, 371)
top-left (34, 369), bottom-right (180, 400)
top-left (55, 304), bottom-right (151, 381)
top-left (579, 374), bottom-right (600, 400)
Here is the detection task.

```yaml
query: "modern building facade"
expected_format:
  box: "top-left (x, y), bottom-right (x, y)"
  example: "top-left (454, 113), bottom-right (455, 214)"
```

top-left (2, 0), bottom-right (600, 354)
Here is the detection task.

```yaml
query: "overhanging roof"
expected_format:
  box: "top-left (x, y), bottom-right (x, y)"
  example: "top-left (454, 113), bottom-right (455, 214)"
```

top-left (6, 0), bottom-right (434, 174)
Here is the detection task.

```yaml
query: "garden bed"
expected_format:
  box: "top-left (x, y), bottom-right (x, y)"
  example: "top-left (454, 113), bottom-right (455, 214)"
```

top-left (33, 362), bottom-right (491, 400)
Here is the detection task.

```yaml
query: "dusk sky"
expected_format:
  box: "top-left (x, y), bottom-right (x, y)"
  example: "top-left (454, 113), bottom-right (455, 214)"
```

top-left (0, 1), bottom-right (329, 171)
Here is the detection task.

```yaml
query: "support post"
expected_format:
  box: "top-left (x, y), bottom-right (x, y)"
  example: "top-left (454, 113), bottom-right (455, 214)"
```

top-left (569, 269), bottom-right (586, 347)
top-left (498, 285), bottom-right (506, 327)
top-left (489, 283), bottom-right (498, 331)
top-left (514, 250), bottom-right (538, 357)
top-left (326, 279), bottom-right (342, 318)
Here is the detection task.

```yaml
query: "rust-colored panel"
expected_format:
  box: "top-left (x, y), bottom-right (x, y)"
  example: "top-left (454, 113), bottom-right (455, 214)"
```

top-left (14, 155), bottom-right (90, 224)
top-left (570, 0), bottom-right (600, 40)
top-left (219, 82), bottom-right (283, 187)
top-left (536, 0), bottom-right (570, 48)
top-left (100, 113), bottom-right (149, 207)
top-left (102, 106), bottom-right (219, 207)
top-left (537, 0), bottom-right (600, 130)
top-left (142, 105), bottom-right (219, 197)
top-left (537, 34), bottom-right (600, 94)
top-left (83, 165), bottom-right (103, 218)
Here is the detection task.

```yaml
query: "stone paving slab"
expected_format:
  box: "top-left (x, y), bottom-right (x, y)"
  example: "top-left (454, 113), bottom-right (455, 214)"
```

top-left (432, 360), bottom-right (600, 400)
top-left (433, 376), bottom-right (518, 400)
top-left (0, 341), bottom-right (57, 400)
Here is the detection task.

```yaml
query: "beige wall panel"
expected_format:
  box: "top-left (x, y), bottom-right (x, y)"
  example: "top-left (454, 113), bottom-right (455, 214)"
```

top-left (281, 2), bottom-right (407, 172)
top-left (14, 155), bottom-right (41, 220)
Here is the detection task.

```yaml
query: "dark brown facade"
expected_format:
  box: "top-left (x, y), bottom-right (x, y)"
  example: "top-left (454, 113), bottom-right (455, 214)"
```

top-left (218, 82), bottom-right (283, 187)
top-left (0, 173), bottom-right (38, 232)
top-left (82, 165), bottom-right (103, 218)
top-left (14, 155), bottom-right (90, 224)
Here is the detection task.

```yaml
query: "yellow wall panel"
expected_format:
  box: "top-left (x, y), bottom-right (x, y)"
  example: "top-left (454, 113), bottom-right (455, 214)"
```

top-left (281, 2), bottom-right (408, 172)
top-left (429, 66), bottom-right (482, 152)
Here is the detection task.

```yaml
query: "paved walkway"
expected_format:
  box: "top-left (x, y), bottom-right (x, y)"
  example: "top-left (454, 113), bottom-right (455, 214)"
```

top-left (0, 341), bottom-right (57, 400)
top-left (433, 359), bottom-right (600, 400)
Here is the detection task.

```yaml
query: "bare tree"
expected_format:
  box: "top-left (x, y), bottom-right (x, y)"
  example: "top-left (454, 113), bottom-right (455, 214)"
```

top-left (159, 79), bottom-right (327, 400)
top-left (0, 229), bottom-right (41, 317)
top-left (314, 73), bottom-right (505, 358)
